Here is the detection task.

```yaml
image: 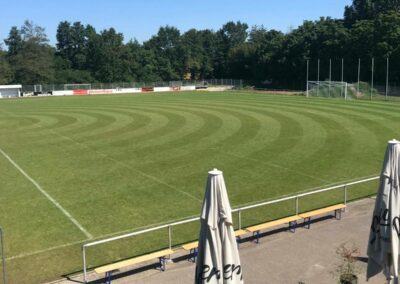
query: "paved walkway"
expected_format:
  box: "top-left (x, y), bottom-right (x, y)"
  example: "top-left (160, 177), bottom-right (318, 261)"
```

top-left (53, 198), bottom-right (387, 284)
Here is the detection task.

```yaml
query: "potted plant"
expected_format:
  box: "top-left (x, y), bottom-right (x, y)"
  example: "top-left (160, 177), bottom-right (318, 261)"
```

top-left (335, 242), bottom-right (360, 284)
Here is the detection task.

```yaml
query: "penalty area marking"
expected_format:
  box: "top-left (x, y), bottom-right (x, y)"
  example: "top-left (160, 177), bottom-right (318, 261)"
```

top-left (0, 147), bottom-right (93, 239)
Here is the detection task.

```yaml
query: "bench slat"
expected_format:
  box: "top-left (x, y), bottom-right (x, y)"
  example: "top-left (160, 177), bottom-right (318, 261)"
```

top-left (299, 204), bottom-right (346, 219)
top-left (246, 215), bottom-right (301, 233)
top-left (181, 230), bottom-right (248, 251)
top-left (182, 241), bottom-right (198, 251)
top-left (95, 248), bottom-right (174, 274)
top-left (235, 229), bottom-right (248, 237)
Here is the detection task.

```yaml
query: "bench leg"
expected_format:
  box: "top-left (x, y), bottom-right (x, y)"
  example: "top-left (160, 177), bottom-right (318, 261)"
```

top-left (289, 221), bottom-right (297, 233)
top-left (253, 231), bottom-right (259, 244)
top-left (303, 217), bottom-right (311, 229)
top-left (335, 209), bottom-right (342, 220)
top-left (236, 236), bottom-right (240, 249)
top-left (189, 248), bottom-right (198, 263)
top-left (105, 271), bottom-right (112, 284)
top-left (159, 256), bottom-right (166, 271)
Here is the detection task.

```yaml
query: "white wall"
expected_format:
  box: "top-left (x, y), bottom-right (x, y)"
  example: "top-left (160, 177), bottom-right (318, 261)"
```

top-left (181, 86), bottom-right (196, 91)
top-left (52, 90), bottom-right (73, 96)
top-left (153, 87), bottom-right (170, 92)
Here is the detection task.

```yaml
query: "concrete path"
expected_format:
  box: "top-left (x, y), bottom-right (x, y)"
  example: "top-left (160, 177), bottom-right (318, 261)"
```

top-left (53, 198), bottom-right (387, 284)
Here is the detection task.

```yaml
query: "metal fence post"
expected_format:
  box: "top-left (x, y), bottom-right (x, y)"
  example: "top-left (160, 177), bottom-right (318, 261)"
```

top-left (357, 58), bottom-right (361, 96)
top-left (341, 58), bottom-right (344, 97)
top-left (344, 185), bottom-right (348, 212)
top-left (168, 225), bottom-right (172, 250)
top-left (238, 210), bottom-right (242, 230)
top-left (82, 245), bottom-right (87, 283)
top-left (329, 58), bottom-right (332, 97)
top-left (295, 197), bottom-right (299, 215)
top-left (371, 57), bottom-right (374, 100)
top-left (317, 59), bottom-right (320, 97)
top-left (306, 59), bottom-right (309, 97)
top-left (386, 57), bottom-right (389, 100)
top-left (0, 227), bottom-right (5, 284)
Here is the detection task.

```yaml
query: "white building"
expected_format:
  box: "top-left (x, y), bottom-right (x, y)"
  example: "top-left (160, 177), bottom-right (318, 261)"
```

top-left (0, 85), bottom-right (22, 98)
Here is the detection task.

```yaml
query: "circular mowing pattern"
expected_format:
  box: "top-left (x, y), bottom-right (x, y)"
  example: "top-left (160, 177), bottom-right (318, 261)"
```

top-left (106, 105), bottom-right (206, 151)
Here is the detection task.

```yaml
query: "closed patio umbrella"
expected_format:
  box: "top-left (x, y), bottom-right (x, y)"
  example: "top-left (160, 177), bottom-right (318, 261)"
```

top-left (367, 139), bottom-right (400, 283)
top-left (195, 169), bottom-right (243, 284)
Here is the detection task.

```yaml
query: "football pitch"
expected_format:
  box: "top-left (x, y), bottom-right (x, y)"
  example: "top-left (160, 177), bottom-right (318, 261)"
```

top-left (0, 91), bottom-right (399, 283)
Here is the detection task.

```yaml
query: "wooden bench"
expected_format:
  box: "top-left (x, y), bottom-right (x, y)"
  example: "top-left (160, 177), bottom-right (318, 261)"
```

top-left (299, 203), bottom-right (346, 229)
top-left (182, 241), bottom-right (199, 262)
top-left (246, 215), bottom-right (301, 243)
top-left (94, 248), bottom-right (174, 283)
top-left (234, 229), bottom-right (248, 243)
top-left (181, 230), bottom-right (249, 262)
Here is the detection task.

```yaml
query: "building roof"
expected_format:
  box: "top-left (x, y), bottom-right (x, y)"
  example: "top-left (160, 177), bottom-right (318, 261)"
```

top-left (0, 85), bottom-right (22, 89)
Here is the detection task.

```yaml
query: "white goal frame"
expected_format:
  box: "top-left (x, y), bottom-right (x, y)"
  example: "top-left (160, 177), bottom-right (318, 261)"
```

top-left (307, 81), bottom-right (348, 100)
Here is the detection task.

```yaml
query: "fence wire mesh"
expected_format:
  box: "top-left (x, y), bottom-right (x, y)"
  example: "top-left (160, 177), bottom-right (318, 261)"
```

top-left (307, 57), bottom-right (400, 101)
top-left (21, 79), bottom-right (243, 93)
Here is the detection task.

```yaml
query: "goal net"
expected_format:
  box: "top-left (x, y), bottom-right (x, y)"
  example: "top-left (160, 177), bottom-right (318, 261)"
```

top-left (307, 81), bottom-right (352, 99)
top-left (64, 84), bottom-right (91, 90)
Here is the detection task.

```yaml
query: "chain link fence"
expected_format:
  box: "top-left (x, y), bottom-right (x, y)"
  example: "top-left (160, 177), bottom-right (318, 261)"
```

top-left (307, 57), bottom-right (400, 101)
top-left (21, 79), bottom-right (243, 93)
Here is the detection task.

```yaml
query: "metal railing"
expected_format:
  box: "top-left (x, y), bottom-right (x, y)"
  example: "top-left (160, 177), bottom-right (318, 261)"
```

top-left (0, 227), bottom-right (6, 284)
top-left (82, 175), bottom-right (379, 282)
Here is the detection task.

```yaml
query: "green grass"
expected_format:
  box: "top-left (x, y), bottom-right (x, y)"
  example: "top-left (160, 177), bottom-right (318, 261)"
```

top-left (0, 91), bottom-right (399, 283)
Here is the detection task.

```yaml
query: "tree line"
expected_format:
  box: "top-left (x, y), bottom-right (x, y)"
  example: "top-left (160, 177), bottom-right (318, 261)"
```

top-left (0, 0), bottom-right (399, 89)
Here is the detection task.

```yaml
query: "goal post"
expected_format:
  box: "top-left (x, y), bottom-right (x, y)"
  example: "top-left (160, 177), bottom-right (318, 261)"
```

top-left (307, 81), bottom-right (351, 99)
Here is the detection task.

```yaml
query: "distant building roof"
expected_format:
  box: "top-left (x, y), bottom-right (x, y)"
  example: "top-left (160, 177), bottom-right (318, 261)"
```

top-left (0, 85), bottom-right (22, 89)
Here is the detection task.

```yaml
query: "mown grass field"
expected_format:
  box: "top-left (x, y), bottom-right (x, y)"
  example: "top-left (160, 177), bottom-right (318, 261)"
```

top-left (0, 91), bottom-right (399, 283)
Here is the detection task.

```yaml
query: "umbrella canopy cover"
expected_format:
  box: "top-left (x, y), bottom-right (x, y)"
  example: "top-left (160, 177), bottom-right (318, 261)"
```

top-left (195, 169), bottom-right (244, 284)
top-left (367, 139), bottom-right (400, 282)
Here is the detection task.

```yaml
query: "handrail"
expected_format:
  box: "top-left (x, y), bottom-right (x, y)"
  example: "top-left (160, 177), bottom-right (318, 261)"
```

top-left (82, 174), bottom-right (380, 282)
top-left (0, 227), bottom-right (6, 284)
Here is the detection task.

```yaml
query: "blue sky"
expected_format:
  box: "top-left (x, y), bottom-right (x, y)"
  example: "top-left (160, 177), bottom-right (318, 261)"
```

top-left (0, 0), bottom-right (352, 46)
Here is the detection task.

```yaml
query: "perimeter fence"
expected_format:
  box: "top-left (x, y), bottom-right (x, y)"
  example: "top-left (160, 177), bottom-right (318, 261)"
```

top-left (82, 175), bottom-right (379, 282)
top-left (21, 79), bottom-right (242, 93)
top-left (307, 57), bottom-right (400, 101)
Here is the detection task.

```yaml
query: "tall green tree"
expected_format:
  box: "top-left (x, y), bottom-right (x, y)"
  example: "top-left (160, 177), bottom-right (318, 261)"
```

top-left (4, 26), bottom-right (22, 57)
top-left (344, 0), bottom-right (400, 27)
top-left (214, 21), bottom-right (249, 77)
top-left (5, 21), bottom-right (54, 84)
top-left (181, 29), bottom-right (216, 79)
top-left (144, 26), bottom-right (183, 80)
top-left (0, 49), bottom-right (13, 84)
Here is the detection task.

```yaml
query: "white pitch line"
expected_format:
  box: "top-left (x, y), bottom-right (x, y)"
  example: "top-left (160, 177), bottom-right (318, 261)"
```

top-left (47, 129), bottom-right (202, 202)
top-left (5, 239), bottom-right (88, 261)
top-left (0, 148), bottom-right (93, 239)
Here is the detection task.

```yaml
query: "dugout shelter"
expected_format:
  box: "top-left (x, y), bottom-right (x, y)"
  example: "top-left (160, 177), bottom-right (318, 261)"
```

top-left (0, 85), bottom-right (22, 98)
